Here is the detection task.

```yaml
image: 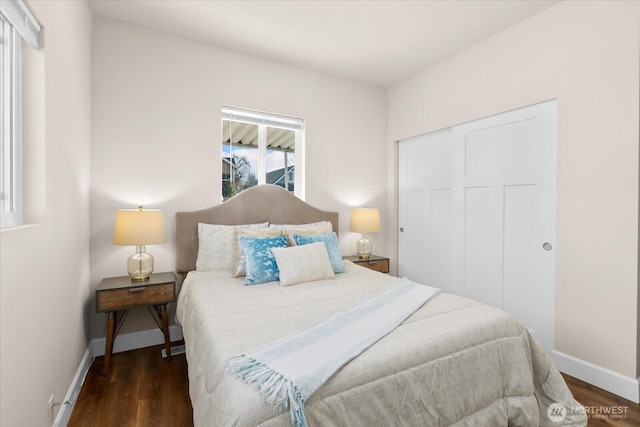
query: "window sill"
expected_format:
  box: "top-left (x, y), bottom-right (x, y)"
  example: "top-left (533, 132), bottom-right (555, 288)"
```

top-left (1, 222), bottom-right (42, 233)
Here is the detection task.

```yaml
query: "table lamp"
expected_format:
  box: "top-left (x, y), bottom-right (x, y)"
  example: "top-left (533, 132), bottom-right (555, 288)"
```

top-left (113, 206), bottom-right (165, 281)
top-left (349, 208), bottom-right (380, 259)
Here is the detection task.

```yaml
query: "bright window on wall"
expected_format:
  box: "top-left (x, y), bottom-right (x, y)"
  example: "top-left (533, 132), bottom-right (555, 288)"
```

top-left (0, 0), bottom-right (40, 228)
top-left (222, 106), bottom-right (304, 200)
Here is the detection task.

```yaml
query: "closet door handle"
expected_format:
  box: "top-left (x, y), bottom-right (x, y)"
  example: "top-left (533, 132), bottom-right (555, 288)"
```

top-left (542, 242), bottom-right (552, 251)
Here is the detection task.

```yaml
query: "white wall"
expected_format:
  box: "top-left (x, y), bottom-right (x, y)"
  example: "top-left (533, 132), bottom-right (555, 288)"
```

top-left (388, 0), bottom-right (639, 386)
top-left (90, 17), bottom-right (388, 337)
top-left (0, 1), bottom-right (93, 425)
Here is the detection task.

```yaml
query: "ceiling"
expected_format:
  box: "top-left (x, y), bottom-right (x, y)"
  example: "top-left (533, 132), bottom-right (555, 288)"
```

top-left (89, 0), bottom-right (559, 87)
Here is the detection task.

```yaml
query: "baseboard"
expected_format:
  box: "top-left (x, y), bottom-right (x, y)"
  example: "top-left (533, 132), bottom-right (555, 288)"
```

top-left (89, 324), bottom-right (183, 357)
top-left (54, 348), bottom-right (93, 427)
top-left (55, 326), bottom-right (184, 426)
top-left (552, 350), bottom-right (640, 404)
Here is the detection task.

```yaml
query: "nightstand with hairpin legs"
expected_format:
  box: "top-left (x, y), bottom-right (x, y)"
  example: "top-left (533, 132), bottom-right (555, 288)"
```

top-left (95, 272), bottom-right (176, 376)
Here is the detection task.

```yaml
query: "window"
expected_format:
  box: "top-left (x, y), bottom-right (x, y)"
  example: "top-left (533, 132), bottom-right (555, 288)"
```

top-left (0, 0), bottom-right (40, 228)
top-left (222, 106), bottom-right (304, 200)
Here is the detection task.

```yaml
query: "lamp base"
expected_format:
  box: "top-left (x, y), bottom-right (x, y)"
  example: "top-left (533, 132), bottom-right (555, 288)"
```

top-left (356, 234), bottom-right (373, 260)
top-left (127, 245), bottom-right (154, 281)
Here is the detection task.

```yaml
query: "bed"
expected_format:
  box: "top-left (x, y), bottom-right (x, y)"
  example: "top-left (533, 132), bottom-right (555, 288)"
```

top-left (175, 184), bottom-right (586, 427)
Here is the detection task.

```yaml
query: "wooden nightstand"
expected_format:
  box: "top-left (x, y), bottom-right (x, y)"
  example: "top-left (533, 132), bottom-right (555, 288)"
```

top-left (96, 272), bottom-right (176, 376)
top-left (343, 255), bottom-right (390, 273)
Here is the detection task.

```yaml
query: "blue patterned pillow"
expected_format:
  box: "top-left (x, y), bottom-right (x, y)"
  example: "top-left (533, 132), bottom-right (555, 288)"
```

top-left (293, 232), bottom-right (345, 274)
top-left (238, 234), bottom-right (288, 285)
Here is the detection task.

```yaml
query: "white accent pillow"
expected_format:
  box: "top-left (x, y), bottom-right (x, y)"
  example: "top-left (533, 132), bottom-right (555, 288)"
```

top-left (268, 221), bottom-right (333, 246)
top-left (272, 242), bottom-right (335, 287)
top-left (196, 222), bottom-right (268, 272)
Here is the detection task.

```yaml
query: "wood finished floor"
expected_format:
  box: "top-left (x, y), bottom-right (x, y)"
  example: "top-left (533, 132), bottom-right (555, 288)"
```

top-left (561, 374), bottom-right (639, 426)
top-left (67, 343), bottom-right (193, 427)
top-left (68, 344), bottom-right (639, 426)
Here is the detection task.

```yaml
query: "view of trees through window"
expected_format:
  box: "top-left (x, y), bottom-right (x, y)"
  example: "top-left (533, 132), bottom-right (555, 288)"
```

top-left (222, 149), bottom-right (258, 198)
top-left (222, 108), bottom-right (301, 200)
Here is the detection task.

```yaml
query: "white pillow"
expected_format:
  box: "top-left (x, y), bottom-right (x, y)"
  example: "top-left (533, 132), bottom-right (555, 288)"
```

top-left (196, 222), bottom-right (268, 272)
top-left (271, 242), bottom-right (335, 287)
top-left (268, 221), bottom-right (333, 246)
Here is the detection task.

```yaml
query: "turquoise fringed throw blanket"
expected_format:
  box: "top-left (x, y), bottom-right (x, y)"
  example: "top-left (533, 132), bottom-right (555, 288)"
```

top-left (224, 278), bottom-right (441, 427)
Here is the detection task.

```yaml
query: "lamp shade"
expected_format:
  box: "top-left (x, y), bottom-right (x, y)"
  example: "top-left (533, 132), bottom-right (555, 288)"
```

top-left (349, 208), bottom-right (381, 233)
top-left (113, 207), bottom-right (165, 246)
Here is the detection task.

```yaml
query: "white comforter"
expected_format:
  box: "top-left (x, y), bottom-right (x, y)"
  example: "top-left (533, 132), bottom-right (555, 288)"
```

top-left (177, 261), bottom-right (586, 427)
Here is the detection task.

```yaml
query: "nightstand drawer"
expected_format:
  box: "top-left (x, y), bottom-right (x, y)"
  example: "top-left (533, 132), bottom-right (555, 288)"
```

top-left (97, 283), bottom-right (174, 312)
top-left (358, 259), bottom-right (389, 273)
top-left (343, 255), bottom-right (390, 273)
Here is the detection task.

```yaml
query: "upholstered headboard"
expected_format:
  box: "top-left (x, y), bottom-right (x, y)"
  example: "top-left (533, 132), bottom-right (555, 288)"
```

top-left (175, 184), bottom-right (339, 274)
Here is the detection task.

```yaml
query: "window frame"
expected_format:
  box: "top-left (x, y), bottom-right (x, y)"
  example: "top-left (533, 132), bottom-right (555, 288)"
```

top-left (221, 106), bottom-right (304, 200)
top-left (0, 14), bottom-right (23, 227)
top-left (0, 0), bottom-right (40, 228)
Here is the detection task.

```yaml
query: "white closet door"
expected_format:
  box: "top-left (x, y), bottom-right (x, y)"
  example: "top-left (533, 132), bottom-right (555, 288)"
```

top-left (398, 100), bottom-right (556, 353)
top-left (398, 129), bottom-right (456, 291)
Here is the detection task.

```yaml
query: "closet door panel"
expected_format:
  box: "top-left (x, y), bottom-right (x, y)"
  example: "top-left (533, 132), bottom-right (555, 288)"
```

top-left (428, 188), bottom-right (455, 291)
top-left (398, 129), bottom-right (453, 288)
top-left (503, 184), bottom-right (538, 333)
top-left (463, 186), bottom-right (503, 307)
